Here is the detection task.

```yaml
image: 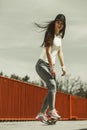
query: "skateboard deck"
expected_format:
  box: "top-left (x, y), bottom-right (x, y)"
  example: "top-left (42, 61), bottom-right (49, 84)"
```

top-left (46, 118), bottom-right (57, 125)
top-left (41, 117), bottom-right (61, 125)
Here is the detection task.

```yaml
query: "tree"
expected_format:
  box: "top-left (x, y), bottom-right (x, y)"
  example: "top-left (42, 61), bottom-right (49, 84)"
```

top-left (0, 72), bottom-right (3, 76)
top-left (22, 75), bottom-right (30, 82)
top-left (56, 74), bottom-right (87, 98)
top-left (10, 74), bottom-right (21, 80)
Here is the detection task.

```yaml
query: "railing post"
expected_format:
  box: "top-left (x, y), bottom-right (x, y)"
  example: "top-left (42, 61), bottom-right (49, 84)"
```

top-left (69, 95), bottom-right (72, 120)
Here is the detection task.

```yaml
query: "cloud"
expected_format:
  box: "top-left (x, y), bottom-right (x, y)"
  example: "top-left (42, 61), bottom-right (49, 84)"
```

top-left (0, 0), bottom-right (87, 81)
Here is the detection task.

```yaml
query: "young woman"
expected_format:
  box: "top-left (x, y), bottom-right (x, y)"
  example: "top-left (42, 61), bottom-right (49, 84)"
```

top-left (35, 14), bottom-right (66, 122)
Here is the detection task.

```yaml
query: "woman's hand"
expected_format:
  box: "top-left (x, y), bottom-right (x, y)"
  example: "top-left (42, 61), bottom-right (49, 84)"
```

top-left (50, 68), bottom-right (56, 77)
top-left (61, 66), bottom-right (66, 76)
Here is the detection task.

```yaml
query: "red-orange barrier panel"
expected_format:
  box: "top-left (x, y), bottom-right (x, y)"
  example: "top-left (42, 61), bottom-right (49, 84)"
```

top-left (0, 76), bottom-right (47, 120)
top-left (0, 76), bottom-right (70, 120)
top-left (0, 76), bottom-right (87, 120)
top-left (56, 92), bottom-right (70, 120)
top-left (70, 96), bottom-right (87, 120)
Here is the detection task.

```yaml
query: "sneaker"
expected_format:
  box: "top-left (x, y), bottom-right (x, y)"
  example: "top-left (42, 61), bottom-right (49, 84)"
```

top-left (35, 113), bottom-right (48, 122)
top-left (48, 109), bottom-right (61, 119)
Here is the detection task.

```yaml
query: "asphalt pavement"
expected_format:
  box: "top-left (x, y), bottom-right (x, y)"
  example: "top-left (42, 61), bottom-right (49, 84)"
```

top-left (0, 120), bottom-right (87, 130)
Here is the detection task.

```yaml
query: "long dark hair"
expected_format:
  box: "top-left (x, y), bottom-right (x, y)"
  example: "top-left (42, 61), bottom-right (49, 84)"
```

top-left (35, 14), bottom-right (66, 47)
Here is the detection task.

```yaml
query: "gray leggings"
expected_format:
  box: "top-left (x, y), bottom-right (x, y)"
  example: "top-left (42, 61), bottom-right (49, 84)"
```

top-left (35, 59), bottom-right (57, 113)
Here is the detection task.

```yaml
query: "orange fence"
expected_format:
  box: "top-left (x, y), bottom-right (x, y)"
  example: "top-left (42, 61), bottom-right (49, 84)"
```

top-left (70, 96), bottom-right (87, 120)
top-left (0, 76), bottom-right (87, 120)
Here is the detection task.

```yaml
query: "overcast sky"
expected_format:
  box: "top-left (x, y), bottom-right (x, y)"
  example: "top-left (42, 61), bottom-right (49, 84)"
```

top-left (0, 0), bottom-right (87, 82)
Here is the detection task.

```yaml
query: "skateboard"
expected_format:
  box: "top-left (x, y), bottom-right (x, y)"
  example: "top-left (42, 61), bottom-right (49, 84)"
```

top-left (41, 117), bottom-right (61, 125)
top-left (46, 118), bottom-right (58, 125)
top-left (36, 117), bottom-right (58, 125)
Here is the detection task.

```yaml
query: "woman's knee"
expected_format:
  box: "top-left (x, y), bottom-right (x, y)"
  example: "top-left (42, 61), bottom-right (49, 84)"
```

top-left (47, 79), bottom-right (56, 92)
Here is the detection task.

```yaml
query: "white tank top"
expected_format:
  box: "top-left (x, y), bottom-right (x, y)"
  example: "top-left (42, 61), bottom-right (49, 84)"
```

top-left (39, 35), bottom-right (62, 64)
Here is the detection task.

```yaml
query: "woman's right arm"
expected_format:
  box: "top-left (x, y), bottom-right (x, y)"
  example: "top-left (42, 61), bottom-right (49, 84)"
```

top-left (46, 46), bottom-right (56, 76)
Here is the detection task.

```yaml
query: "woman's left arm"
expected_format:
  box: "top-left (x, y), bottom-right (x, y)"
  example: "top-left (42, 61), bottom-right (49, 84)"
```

top-left (58, 47), bottom-right (66, 76)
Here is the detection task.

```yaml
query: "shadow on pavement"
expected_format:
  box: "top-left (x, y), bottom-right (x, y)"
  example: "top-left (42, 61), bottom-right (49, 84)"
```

top-left (78, 128), bottom-right (87, 130)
